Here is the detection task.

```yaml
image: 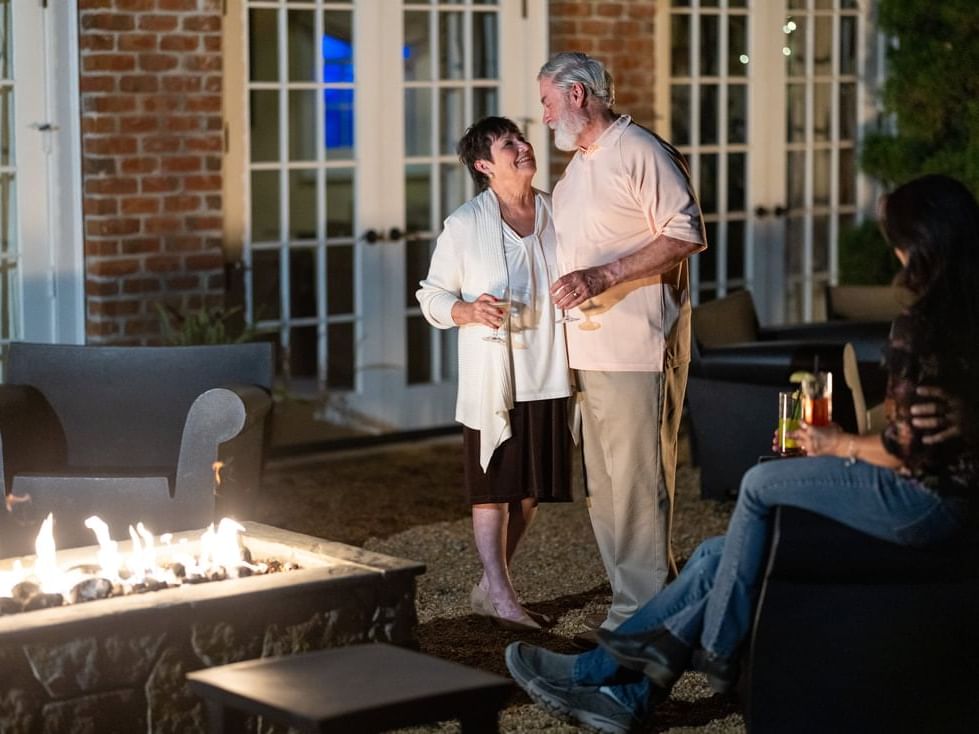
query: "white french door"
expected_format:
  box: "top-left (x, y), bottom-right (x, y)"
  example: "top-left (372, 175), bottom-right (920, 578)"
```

top-left (658, 0), bottom-right (876, 325)
top-left (233, 0), bottom-right (547, 431)
top-left (0, 0), bottom-right (83, 370)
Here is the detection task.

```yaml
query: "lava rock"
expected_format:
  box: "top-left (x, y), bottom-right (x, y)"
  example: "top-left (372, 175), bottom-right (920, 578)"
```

top-left (0, 597), bottom-right (23, 615)
top-left (23, 592), bottom-right (63, 611)
top-left (11, 581), bottom-right (40, 603)
top-left (68, 578), bottom-right (113, 604)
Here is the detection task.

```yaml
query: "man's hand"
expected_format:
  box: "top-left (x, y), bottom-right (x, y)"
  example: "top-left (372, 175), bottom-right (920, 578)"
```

top-left (451, 293), bottom-right (507, 328)
top-left (911, 386), bottom-right (962, 445)
top-left (550, 266), bottom-right (614, 310)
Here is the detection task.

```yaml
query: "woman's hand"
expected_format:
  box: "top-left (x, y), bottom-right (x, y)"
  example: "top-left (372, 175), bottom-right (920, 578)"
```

top-left (451, 293), bottom-right (507, 328)
top-left (790, 422), bottom-right (844, 457)
top-left (910, 386), bottom-right (962, 445)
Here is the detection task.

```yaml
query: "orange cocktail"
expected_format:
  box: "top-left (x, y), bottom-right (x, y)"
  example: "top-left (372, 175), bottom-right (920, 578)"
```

top-left (801, 372), bottom-right (832, 427)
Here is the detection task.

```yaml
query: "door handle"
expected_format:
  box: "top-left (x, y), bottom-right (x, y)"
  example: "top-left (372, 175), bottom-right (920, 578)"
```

top-left (754, 204), bottom-right (789, 218)
top-left (362, 227), bottom-right (425, 244)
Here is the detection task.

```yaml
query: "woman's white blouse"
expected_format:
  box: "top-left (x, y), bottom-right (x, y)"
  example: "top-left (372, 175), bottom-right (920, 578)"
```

top-left (502, 201), bottom-right (572, 402)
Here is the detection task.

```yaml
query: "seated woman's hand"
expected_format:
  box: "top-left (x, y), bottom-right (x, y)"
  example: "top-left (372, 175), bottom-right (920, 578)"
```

top-left (790, 422), bottom-right (843, 457)
top-left (452, 293), bottom-right (508, 328)
top-left (910, 386), bottom-right (962, 445)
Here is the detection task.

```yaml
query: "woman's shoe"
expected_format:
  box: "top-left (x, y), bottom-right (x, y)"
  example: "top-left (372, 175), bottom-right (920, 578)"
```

top-left (471, 585), bottom-right (541, 631)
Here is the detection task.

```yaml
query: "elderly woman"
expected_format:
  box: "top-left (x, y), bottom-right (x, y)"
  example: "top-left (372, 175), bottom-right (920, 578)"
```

top-left (417, 117), bottom-right (576, 631)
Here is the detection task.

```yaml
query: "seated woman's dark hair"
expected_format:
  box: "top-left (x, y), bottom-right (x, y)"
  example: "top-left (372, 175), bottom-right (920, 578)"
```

top-left (457, 116), bottom-right (522, 191)
top-left (880, 174), bottom-right (979, 448)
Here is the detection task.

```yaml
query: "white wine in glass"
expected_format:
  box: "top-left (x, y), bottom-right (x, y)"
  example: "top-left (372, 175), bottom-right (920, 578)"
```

top-left (482, 288), bottom-right (511, 343)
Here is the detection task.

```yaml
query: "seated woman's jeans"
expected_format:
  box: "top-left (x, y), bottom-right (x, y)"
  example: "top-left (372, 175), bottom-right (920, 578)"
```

top-left (700, 456), bottom-right (965, 661)
top-left (572, 535), bottom-right (725, 717)
top-left (568, 457), bottom-right (965, 720)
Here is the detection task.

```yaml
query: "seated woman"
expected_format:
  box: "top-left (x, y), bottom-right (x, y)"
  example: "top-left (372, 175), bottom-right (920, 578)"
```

top-left (504, 173), bottom-right (979, 733)
top-left (417, 117), bottom-right (576, 631)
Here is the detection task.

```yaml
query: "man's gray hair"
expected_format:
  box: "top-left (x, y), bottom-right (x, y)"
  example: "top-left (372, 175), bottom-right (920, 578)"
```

top-left (538, 52), bottom-right (615, 109)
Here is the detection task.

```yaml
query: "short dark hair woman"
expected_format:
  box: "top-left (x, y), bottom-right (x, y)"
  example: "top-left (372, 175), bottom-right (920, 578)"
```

top-left (417, 117), bottom-right (576, 631)
top-left (503, 174), bottom-right (979, 731)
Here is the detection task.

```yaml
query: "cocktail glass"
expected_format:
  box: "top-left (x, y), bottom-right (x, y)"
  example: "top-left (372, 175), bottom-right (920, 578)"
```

top-left (801, 371), bottom-right (833, 426)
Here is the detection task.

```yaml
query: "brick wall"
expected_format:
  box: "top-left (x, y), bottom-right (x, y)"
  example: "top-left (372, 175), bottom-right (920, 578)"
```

top-left (79, 0), bottom-right (224, 345)
top-left (547, 0), bottom-right (659, 181)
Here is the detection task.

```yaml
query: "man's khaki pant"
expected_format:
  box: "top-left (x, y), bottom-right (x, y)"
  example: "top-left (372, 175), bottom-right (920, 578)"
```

top-left (578, 364), bottom-right (687, 628)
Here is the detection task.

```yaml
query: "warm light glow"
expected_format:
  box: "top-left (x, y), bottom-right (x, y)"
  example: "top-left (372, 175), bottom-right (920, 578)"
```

top-left (739, 54), bottom-right (749, 65)
top-left (0, 514), bottom-right (260, 608)
top-left (783, 47), bottom-right (792, 56)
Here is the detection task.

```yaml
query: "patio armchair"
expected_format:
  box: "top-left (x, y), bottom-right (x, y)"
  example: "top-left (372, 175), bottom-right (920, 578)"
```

top-left (743, 506), bottom-right (979, 733)
top-left (0, 342), bottom-right (273, 556)
top-left (825, 283), bottom-right (910, 322)
top-left (687, 291), bottom-right (890, 499)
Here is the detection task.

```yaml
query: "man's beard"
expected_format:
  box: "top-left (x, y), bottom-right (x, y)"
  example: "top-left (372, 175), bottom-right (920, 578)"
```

top-left (553, 107), bottom-right (587, 151)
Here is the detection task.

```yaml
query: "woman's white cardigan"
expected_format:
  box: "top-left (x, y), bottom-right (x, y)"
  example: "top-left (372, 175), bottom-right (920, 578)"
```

top-left (417, 188), bottom-right (565, 471)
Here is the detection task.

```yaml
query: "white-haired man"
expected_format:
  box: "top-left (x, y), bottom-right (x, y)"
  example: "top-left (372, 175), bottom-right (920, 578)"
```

top-left (539, 52), bottom-right (707, 633)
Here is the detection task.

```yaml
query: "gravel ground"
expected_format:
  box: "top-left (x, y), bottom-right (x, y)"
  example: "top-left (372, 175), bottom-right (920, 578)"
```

top-left (258, 430), bottom-right (744, 733)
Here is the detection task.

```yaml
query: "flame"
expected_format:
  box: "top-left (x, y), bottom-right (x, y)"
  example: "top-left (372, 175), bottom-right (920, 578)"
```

top-left (212, 461), bottom-right (224, 487)
top-left (0, 514), bottom-right (257, 606)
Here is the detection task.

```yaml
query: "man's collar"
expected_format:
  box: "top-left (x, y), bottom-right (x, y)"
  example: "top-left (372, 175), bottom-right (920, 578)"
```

top-left (578, 115), bottom-right (631, 157)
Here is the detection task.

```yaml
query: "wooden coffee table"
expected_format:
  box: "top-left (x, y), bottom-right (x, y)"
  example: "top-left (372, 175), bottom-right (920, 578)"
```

top-left (187, 643), bottom-right (513, 733)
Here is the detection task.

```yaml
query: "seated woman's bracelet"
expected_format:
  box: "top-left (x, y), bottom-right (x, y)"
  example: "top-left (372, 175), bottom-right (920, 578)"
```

top-left (844, 437), bottom-right (858, 467)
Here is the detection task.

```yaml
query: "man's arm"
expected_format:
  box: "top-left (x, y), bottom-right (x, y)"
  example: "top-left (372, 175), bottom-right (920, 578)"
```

top-left (550, 234), bottom-right (706, 310)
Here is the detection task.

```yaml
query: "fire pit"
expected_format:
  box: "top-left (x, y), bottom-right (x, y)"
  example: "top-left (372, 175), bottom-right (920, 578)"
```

top-left (0, 521), bottom-right (425, 732)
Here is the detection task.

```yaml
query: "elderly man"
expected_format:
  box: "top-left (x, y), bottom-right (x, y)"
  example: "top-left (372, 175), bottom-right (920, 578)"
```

top-left (539, 52), bottom-right (707, 633)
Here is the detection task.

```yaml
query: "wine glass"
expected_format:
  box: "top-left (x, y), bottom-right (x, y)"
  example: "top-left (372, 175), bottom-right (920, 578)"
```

top-left (555, 306), bottom-right (579, 324)
top-left (482, 288), bottom-right (511, 343)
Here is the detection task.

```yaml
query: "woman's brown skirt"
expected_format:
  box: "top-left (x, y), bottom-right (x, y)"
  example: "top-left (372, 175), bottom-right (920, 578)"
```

top-left (462, 397), bottom-right (573, 505)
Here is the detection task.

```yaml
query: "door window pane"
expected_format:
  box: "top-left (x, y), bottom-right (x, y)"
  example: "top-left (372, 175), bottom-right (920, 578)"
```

top-left (439, 12), bottom-right (465, 80)
top-left (405, 88), bottom-right (432, 156)
top-left (289, 90), bottom-right (317, 161)
top-left (671, 14), bottom-right (691, 77)
top-left (440, 87), bottom-right (465, 155)
top-left (728, 219), bottom-right (745, 280)
top-left (404, 11), bottom-right (431, 81)
top-left (699, 153), bottom-right (718, 214)
top-left (289, 325), bottom-right (318, 379)
top-left (327, 322), bottom-right (355, 389)
top-left (406, 315), bottom-right (432, 384)
top-left (287, 10), bottom-right (316, 82)
top-left (326, 245), bottom-right (354, 315)
top-left (289, 247), bottom-right (317, 318)
top-left (728, 14), bottom-right (748, 77)
top-left (441, 163), bottom-right (466, 221)
top-left (727, 83), bottom-right (747, 144)
top-left (289, 169), bottom-right (317, 239)
top-left (813, 215), bottom-right (829, 271)
top-left (670, 85), bottom-right (691, 146)
top-left (839, 15), bottom-right (857, 75)
top-left (699, 84), bottom-right (718, 145)
top-left (406, 164), bottom-right (431, 234)
top-left (251, 171), bottom-right (280, 241)
top-left (406, 240), bottom-right (432, 308)
top-left (250, 90), bottom-right (279, 162)
top-left (839, 82), bottom-right (856, 141)
top-left (249, 9), bottom-right (277, 82)
top-left (786, 83), bottom-right (805, 143)
top-left (323, 11), bottom-right (354, 83)
top-left (473, 87), bottom-right (498, 122)
top-left (813, 149), bottom-right (831, 206)
top-left (727, 152), bottom-right (746, 212)
top-left (472, 12), bottom-right (498, 79)
top-left (251, 249), bottom-right (281, 320)
top-left (813, 83), bottom-right (831, 142)
top-left (839, 147), bottom-right (855, 205)
top-left (325, 167), bottom-right (354, 238)
top-left (440, 330), bottom-right (458, 381)
top-left (814, 16), bottom-right (832, 76)
top-left (700, 15), bottom-right (720, 77)
top-left (785, 16), bottom-right (806, 78)
top-left (324, 88), bottom-right (354, 157)
top-left (786, 151), bottom-right (806, 210)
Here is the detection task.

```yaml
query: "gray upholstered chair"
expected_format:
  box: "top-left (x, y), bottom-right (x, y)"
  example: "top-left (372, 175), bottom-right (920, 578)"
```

top-left (0, 342), bottom-right (273, 556)
top-left (687, 291), bottom-right (889, 499)
top-left (825, 284), bottom-right (910, 321)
